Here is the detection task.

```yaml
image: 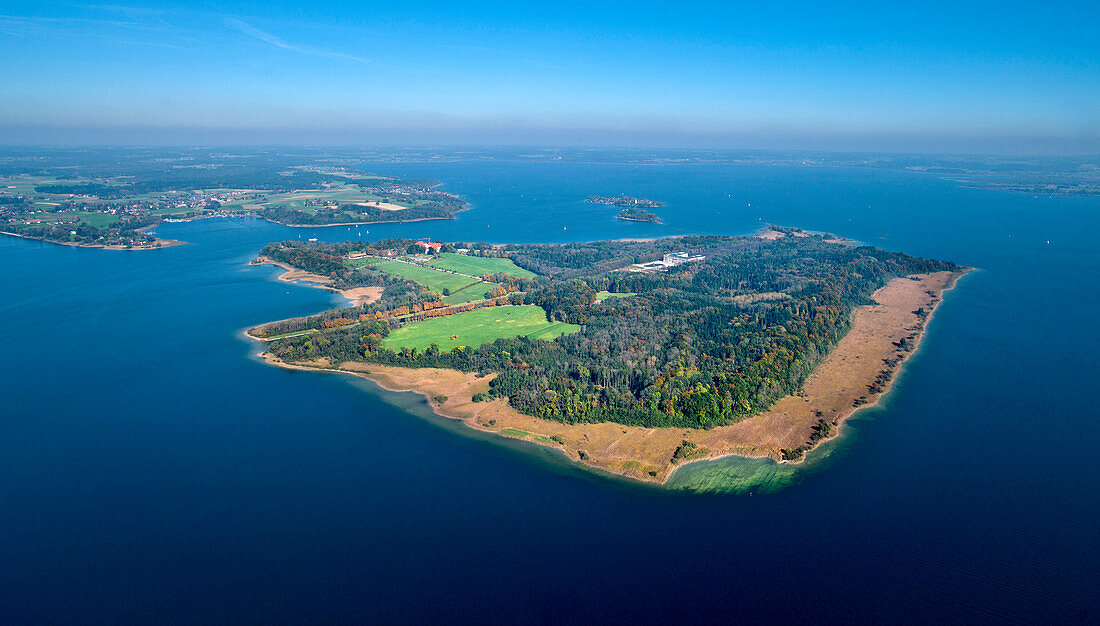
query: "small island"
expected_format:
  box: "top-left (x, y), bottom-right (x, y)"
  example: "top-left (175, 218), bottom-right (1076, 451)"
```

top-left (246, 228), bottom-right (968, 484)
top-left (587, 194), bottom-right (664, 208)
top-left (616, 207), bottom-right (663, 223)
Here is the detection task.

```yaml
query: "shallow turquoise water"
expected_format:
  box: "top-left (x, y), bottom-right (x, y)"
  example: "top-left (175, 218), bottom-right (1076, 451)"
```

top-left (1, 161), bottom-right (1096, 621)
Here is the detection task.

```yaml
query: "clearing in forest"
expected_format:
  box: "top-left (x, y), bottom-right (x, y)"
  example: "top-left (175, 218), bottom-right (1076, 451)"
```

top-left (382, 305), bottom-right (579, 351)
top-left (426, 252), bottom-right (538, 279)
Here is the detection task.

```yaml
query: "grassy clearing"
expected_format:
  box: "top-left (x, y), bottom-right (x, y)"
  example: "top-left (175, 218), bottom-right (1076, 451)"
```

top-left (501, 429), bottom-right (530, 437)
top-left (440, 282), bottom-right (500, 305)
top-left (344, 256), bottom-right (384, 269)
top-left (375, 260), bottom-right (479, 294)
top-left (74, 212), bottom-right (121, 227)
top-left (353, 256), bottom-right (500, 303)
top-left (596, 291), bottom-right (636, 301)
top-left (263, 185), bottom-right (392, 210)
top-left (427, 253), bottom-right (538, 278)
top-left (381, 305), bottom-right (580, 351)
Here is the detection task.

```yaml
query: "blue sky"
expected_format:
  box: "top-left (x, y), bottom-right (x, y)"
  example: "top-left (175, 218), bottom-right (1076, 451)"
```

top-left (2, 1), bottom-right (1098, 153)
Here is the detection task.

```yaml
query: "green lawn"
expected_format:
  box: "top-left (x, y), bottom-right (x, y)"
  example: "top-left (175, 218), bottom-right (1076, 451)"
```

top-left (74, 212), bottom-right (121, 227)
top-left (375, 260), bottom-right (480, 294)
top-left (426, 252), bottom-right (538, 279)
top-left (441, 282), bottom-right (500, 305)
top-left (382, 305), bottom-right (580, 351)
top-left (596, 291), bottom-right (636, 301)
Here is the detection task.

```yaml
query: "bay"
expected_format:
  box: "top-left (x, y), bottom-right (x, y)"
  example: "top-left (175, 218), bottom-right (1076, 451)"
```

top-left (1, 160), bottom-right (1096, 622)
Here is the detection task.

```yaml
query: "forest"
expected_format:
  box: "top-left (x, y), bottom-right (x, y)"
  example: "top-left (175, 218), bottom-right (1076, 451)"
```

top-left (615, 208), bottom-right (662, 223)
top-left (260, 231), bottom-right (961, 429)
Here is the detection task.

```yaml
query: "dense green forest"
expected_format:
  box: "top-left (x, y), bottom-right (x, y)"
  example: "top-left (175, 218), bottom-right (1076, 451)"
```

top-left (615, 208), bottom-right (662, 223)
top-left (261, 232), bottom-right (961, 429)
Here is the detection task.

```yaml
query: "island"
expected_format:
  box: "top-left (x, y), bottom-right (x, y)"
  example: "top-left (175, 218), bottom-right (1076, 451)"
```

top-left (246, 227), bottom-right (968, 483)
top-left (587, 194), bottom-right (665, 208)
top-left (615, 207), bottom-right (663, 223)
top-left (0, 148), bottom-right (468, 249)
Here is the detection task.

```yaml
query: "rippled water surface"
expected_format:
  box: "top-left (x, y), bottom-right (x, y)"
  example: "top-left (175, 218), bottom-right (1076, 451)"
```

top-left (1, 161), bottom-right (1096, 621)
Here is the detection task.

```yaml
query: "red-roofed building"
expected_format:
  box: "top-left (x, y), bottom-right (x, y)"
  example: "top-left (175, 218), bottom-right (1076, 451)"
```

top-left (416, 240), bottom-right (443, 252)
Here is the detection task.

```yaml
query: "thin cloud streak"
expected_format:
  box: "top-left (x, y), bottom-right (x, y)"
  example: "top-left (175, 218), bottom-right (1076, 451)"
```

top-left (224, 17), bottom-right (372, 64)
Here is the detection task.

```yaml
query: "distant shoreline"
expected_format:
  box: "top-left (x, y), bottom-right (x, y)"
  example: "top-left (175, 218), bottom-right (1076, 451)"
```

top-left (274, 215), bottom-right (456, 228)
top-left (0, 229), bottom-right (184, 251)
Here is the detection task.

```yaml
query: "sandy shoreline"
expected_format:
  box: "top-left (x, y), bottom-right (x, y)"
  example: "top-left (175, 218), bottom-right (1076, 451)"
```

top-left (254, 268), bottom-right (968, 484)
top-left (252, 256), bottom-right (383, 306)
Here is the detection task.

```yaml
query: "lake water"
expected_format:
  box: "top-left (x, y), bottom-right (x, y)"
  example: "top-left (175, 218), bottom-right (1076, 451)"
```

top-left (1, 161), bottom-right (1096, 622)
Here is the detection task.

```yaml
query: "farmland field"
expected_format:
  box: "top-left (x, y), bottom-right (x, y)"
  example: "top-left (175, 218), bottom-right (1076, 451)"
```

top-left (375, 260), bottom-right (480, 294)
top-left (440, 282), bottom-right (499, 304)
top-left (382, 305), bottom-right (580, 351)
top-left (426, 252), bottom-right (538, 278)
top-left (74, 212), bottom-right (121, 227)
top-left (596, 291), bottom-right (636, 301)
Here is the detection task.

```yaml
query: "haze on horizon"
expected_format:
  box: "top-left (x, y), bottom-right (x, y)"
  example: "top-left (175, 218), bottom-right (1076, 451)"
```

top-left (2, 0), bottom-right (1098, 155)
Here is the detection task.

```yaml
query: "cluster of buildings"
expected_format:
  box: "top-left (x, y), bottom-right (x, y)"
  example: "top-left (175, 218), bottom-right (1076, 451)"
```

top-left (166, 189), bottom-right (259, 209)
top-left (628, 252), bottom-right (706, 272)
top-left (416, 240), bottom-right (443, 252)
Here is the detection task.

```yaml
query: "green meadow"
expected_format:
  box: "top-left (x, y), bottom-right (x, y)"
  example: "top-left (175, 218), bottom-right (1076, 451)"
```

top-left (369, 259), bottom-right (501, 303)
top-left (426, 252), bottom-right (538, 278)
top-left (382, 305), bottom-right (580, 351)
top-left (74, 212), bottom-right (121, 227)
top-left (375, 259), bottom-right (481, 293)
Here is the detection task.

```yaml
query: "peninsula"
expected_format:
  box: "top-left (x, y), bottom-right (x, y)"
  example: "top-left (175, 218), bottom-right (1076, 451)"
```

top-left (0, 148), bottom-right (468, 249)
top-left (248, 228), bottom-right (967, 483)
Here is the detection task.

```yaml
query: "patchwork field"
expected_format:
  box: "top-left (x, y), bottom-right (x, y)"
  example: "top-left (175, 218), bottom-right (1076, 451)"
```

top-left (426, 253), bottom-right (538, 278)
top-left (382, 305), bottom-right (580, 351)
top-left (342, 256), bottom-right (501, 303)
top-left (375, 260), bottom-right (481, 293)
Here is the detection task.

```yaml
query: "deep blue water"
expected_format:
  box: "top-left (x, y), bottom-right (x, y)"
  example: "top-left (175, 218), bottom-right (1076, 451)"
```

top-left (1, 161), bottom-right (1097, 622)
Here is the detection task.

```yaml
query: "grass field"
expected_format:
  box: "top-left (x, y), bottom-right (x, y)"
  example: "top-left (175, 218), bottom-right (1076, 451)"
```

top-left (348, 256), bottom-right (500, 303)
top-left (375, 260), bottom-right (480, 293)
top-left (74, 212), bottom-right (121, 227)
top-left (441, 282), bottom-right (499, 305)
top-left (344, 256), bottom-right (383, 269)
top-left (382, 305), bottom-right (580, 351)
top-left (263, 185), bottom-right (398, 212)
top-left (596, 291), bottom-right (636, 301)
top-left (426, 253), bottom-right (538, 278)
